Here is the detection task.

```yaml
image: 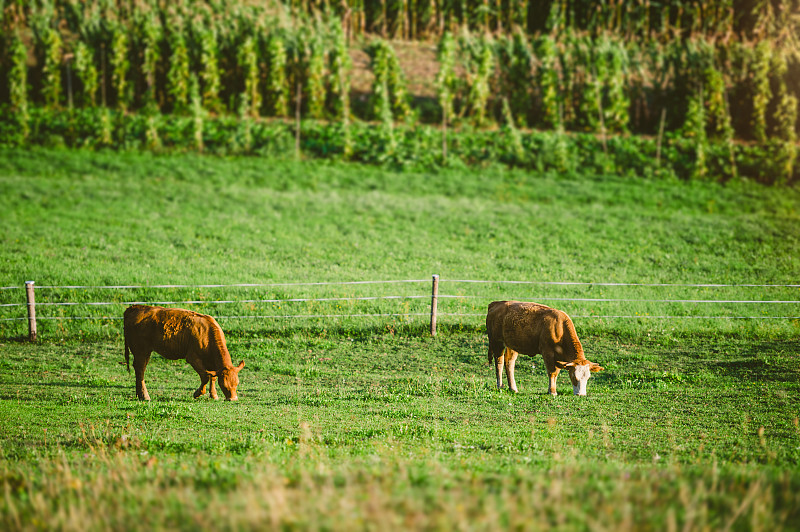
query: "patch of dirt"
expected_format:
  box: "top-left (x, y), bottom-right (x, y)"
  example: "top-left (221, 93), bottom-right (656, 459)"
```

top-left (348, 39), bottom-right (439, 99)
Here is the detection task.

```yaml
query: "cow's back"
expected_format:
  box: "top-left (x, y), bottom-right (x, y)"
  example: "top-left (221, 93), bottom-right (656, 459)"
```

top-left (124, 305), bottom-right (211, 359)
top-left (488, 301), bottom-right (580, 358)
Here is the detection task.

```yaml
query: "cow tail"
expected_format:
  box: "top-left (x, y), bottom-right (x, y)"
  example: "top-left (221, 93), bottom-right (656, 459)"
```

top-left (124, 333), bottom-right (130, 373)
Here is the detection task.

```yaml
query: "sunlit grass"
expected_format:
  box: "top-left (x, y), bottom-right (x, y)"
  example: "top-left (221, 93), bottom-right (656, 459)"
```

top-left (1, 147), bottom-right (799, 529)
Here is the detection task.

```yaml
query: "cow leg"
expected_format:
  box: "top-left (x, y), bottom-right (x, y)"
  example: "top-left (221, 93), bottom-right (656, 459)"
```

top-left (489, 339), bottom-right (505, 390)
top-left (186, 355), bottom-right (216, 399)
top-left (548, 368), bottom-right (560, 396)
top-left (132, 350), bottom-right (152, 401)
top-left (503, 347), bottom-right (519, 393)
top-left (542, 352), bottom-right (559, 396)
top-left (494, 349), bottom-right (505, 390)
top-left (208, 375), bottom-right (218, 400)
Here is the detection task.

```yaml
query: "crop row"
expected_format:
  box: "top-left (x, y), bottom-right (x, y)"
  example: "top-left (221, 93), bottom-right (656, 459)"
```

top-left (0, 1), bottom-right (797, 181)
top-left (1, 106), bottom-right (795, 185)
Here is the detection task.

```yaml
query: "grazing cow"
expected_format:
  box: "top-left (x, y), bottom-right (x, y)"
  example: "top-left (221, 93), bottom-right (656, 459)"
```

top-left (486, 300), bottom-right (603, 396)
top-left (123, 305), bottom-right (245, 401)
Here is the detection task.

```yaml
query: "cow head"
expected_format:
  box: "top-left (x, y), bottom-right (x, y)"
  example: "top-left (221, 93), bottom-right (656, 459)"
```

top-left (207, 360), bottom-right (245, 401)
top-left (565, 360), bottom-right (604, 396)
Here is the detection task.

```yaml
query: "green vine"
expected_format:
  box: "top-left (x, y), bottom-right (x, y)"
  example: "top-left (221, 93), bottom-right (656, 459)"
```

top-left (370, 39), bottom-right (411, 122)
top-left (536, 35), bottom-right (561, 130)
top-left (704, 61), bottom-right (736, 179)
top-left (8, 34), bottom-right (29, 140)
top-left (602, 36), bottom-right (629, 133)
top-left (304, 31), bottom-right (326, 119)
top-left (137, 11), bottom-right (162, 109)
top-left (436, 31), bottom-right (458, 125)
top-left (198, 26), bottom-right (222, 114)
top-left (110, 25), bottom-right (130, 111)
top-left (772, 52), bottom-right (797, 183)
top-left (42, 28), bottom-right (63, 109)
top-left (328, 19), bottom-right (352, 122)
top-left (751, 41), bottom-right (771, 143)
top-left (497, 31), bottom-right (533, 127)
top-left (190, 74), bottom-right (204, 152)
top-left (238, 35), bottom-right (260, 117)
top-left (167, 24), bottom-right (190, 114)
top-left (73, 41), bottom-right (98, 107)
top-left (266, 34), bottom-right (289, 117)
top-left (683, 89), bottom-right (708, 179)
top-left (465, 34), bottom-right (494, 127)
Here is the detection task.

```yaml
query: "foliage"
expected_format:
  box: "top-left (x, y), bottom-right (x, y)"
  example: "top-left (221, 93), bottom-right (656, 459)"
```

top-left (435, 31), bottom-right (457, 125)
top-left (196, 24), bottom-right (222, 114)
top-left (38, 27), bottom-right (63, 109)
top-left (496, 30), bottom-right (533, 127)
top-left (7, 34), bottom-right (29, 141)
top-left (328, 20), bottom-right (352, 156)
top-left (463, 33), bottom-right (494, 127)
top-left (136, 9), bottom-right (162, 108)
top-left (73, 41), bottom-right (98, 107)
top-left (1, 106), bottom-right (798, 184)
top-left (369, 39), bottom-right (411, 123)
top-left (683, 89), bottom-right (708, 180)
top-left (167, 21), bottom-right (191, 114)
top-left (190, 74), bottom-right (204, 152)
top-left (0, 2), bottom-right (797, 149)
top-left (266, 33), bottom-right (289, 117)
top-left (110, 23), bottom-right (130, 111)
top-left (238, 35), bottom-right (261, 118)
top-left (600, 35), bottom-right (629, 133)
top-left (302, 29), bottom-right (327, 119)
top-left (535, 35), bottom-right (561, 129)
top-left (771, 52), bottom-right (798, 183)
top-left (751, 41), bottom-right (771, 143)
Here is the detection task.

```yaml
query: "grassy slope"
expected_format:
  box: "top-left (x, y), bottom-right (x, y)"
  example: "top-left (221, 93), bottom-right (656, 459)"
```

top-left (1, 147), bottom-right (799, 529)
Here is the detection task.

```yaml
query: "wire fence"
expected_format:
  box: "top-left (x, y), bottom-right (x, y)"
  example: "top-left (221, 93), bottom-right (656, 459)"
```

top-left (2, 277), bottom-right (799, 340)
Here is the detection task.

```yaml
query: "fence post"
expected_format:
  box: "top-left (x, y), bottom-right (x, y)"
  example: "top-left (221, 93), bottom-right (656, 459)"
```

top-left (430, 274), bottom-right (439, 337)
top-left (25, 281), bottom-right (37, 342)
top-left (295, 81), bottom-right (302, 159)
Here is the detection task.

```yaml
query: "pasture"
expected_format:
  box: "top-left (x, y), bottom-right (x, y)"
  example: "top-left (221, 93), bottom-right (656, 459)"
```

top-left (1, 147), bottom-right (799, 530)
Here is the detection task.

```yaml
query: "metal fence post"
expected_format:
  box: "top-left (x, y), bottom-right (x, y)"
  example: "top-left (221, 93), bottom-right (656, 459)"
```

top-left (430, 274), bottom-right (439, 337)
top-left (25, 281), bottom-right (37, 342)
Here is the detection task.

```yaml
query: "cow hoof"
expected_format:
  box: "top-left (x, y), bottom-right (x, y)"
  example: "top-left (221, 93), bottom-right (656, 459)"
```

top-left (193, 390), bottom-right (204, 399)
top-left (510, 388), bottom-right (518, 394)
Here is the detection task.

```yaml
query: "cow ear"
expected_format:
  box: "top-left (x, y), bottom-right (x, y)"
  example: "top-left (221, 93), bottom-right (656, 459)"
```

top-left (235, 360), bottom-right (245, 372)
top-left (590, 364), bottom-right (604, 372)
top-left (563, 361), bottom-right (576, 367)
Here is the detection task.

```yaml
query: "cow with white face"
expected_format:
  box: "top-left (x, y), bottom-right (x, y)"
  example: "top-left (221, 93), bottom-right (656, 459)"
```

top-left (486, 301), bottom-right (603, 396)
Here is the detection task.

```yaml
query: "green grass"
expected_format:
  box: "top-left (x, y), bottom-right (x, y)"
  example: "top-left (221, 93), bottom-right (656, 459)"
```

top-left (1, 147), bottom-right (799, 529)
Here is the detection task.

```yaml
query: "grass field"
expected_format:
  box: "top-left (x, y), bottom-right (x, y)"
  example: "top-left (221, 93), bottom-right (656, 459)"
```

top-left (1, 147), bottom-right (799, 530)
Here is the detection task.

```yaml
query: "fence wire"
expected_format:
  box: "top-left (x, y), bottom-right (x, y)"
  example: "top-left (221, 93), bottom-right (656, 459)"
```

top-left (1, 278), bottom-right (798, 324)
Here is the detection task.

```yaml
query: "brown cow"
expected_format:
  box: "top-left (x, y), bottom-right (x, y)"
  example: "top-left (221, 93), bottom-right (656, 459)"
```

top-left (123, 305), bottom-right (245, 401)
top-left (486, 300), bottom-right (603, 396)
